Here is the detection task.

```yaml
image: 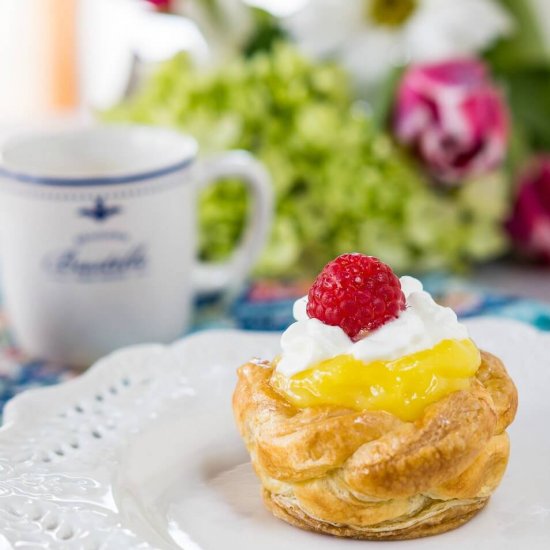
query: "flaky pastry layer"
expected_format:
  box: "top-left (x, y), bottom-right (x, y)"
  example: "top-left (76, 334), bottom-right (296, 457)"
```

top-left (233, 351), bottom-right (517, 540)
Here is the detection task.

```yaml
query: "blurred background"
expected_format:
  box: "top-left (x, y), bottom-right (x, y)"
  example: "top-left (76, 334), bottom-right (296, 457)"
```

top-left (1, 0), bottom-right (550, 300)
top-left (1, 0), bottom-right (550, 402)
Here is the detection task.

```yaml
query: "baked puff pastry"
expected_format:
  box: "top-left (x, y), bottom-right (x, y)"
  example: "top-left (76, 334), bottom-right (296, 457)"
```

top-left (232, 255), bottom-right (518, 540)
top-left (233, 351), bottom-right (517, 540)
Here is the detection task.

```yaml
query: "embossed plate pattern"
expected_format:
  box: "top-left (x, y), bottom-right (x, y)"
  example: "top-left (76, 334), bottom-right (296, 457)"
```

top-left (0, 319), bottom-right (549, 549)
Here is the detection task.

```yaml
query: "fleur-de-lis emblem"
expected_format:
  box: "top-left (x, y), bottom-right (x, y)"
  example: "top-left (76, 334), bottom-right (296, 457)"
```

top-left (79, 197), bottom-right (121, 222)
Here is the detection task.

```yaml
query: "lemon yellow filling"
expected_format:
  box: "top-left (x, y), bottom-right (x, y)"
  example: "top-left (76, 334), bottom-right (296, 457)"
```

top-left (271, 339), bottom-right (481, 421)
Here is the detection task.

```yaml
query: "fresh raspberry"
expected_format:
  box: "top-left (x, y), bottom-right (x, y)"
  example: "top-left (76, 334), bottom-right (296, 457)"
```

top-left (306, 254), bottom-right (406, 340)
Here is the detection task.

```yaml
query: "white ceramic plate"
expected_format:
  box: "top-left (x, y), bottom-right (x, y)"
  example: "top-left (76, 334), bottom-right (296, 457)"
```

top-left (0, 318), bottom-right (549, 549)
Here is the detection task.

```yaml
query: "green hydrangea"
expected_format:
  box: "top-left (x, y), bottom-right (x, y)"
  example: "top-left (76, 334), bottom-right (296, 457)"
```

top-left (106, 43), bottom-right (508, 277)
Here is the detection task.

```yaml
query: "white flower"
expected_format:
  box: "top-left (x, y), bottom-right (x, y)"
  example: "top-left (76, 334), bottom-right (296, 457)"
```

top-left (284, 0), bottom-right (513, 88)
top-left (173, 0), bottom-right (254, 62)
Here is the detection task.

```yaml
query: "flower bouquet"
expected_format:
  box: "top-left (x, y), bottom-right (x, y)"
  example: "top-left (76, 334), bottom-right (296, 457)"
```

top-left (107, 0), bottom-right (550, 276)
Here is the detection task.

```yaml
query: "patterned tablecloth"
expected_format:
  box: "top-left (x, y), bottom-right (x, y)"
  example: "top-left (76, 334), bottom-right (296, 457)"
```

top-left (1, 275), bottom-right (550, 413)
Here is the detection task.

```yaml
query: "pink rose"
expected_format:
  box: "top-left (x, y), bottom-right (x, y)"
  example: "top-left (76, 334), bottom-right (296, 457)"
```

top-left (393, 59), bottom-right (508, 184)
top-left (145, 0), bottom-right (172, 10)
top-left (506, 157), bottom-right (550, 264)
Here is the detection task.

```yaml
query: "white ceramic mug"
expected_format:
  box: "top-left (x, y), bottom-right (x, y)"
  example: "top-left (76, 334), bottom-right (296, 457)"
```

top-left (0, 125), bottom-right (272, 365)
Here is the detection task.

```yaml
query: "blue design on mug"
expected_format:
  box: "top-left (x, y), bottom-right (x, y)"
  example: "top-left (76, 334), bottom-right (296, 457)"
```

top-left (43, 243), bottom-right (149, 282)
top-left (79, 197), bottom-right (122, 222)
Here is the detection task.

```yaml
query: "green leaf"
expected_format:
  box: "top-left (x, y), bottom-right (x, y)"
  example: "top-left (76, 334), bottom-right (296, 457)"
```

top-left (243, 8), bottom-right (288, 57)
top-left (486, 1), bottom-right (550, 160)
top-left (498, 66), bottom-right (550, 153)
top-left (486, 0), bottom-right (550, 69)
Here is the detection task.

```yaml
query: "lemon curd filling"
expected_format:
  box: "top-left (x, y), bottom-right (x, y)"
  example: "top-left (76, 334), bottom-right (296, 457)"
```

top-left (271, 339), bottom-right (481, 421)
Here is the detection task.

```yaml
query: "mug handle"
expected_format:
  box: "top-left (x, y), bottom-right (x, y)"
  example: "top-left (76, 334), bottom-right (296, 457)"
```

top-left (193, 150), bottom-right (273, 295)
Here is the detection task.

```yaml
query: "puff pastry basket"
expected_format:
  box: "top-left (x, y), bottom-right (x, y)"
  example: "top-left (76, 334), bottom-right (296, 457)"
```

top-left (233, 351), bottom-right (517, 540)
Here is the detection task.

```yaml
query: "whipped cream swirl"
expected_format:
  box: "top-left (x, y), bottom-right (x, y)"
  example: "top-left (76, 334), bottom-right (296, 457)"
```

top-left (276, 276), bottom-right (469, 377)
